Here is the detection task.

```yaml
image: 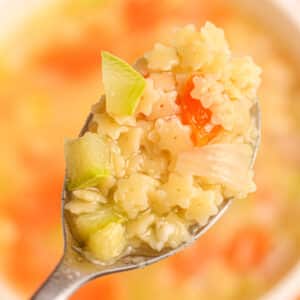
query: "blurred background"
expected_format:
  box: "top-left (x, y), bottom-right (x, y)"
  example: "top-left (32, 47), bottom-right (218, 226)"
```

top-left (0, 0), bottom-right (300, 299)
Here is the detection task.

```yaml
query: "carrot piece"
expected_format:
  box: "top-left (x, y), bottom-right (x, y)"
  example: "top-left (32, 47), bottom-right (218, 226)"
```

top-left (225, 227), bottom-right (271, 272)
top-left (177, 75), bottom-right (222, 145)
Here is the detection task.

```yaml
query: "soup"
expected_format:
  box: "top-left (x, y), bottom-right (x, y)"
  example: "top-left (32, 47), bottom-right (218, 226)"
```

top-left (0, 0), bottom-right (299, 299)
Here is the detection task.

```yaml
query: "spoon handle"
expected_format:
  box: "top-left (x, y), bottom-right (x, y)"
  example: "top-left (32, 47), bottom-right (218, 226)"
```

top-left (31, 257), bottom-right (87, 300)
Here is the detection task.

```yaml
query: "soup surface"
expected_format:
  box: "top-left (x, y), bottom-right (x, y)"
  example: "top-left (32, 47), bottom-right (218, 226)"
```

top-left (0, 0), bottom-right (299, 299)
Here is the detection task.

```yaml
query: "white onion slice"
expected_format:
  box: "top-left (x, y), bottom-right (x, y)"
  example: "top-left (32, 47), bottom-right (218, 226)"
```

top-left (175, 144), bottom-right (253, 192)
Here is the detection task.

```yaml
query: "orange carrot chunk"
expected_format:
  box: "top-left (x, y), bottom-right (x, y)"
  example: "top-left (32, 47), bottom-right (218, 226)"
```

top-left (225, 227), bottom-right (271, 272)
top-left (177, 75), bottom-right (222, 146)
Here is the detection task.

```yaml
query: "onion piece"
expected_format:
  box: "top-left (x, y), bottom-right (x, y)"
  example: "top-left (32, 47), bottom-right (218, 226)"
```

top-left (175, 144), bottom-right (254, 193)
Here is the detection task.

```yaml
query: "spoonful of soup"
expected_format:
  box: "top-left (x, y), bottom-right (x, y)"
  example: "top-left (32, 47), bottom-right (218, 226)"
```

top-left (31, 22), bottom-right (261, 300)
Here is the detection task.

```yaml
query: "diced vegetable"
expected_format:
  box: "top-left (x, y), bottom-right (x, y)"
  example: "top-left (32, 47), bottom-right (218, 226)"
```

top-left (75, 209), bottom-right (123, 241)
top-left (101, 51), bottom-right (146, 116)
top-left (87, 222), bottom-right (126, 261)
top-left (177, 75), bottom-right (222, 145)
top-left (225, 227), bottom-right (271, 271)
top-left (65, 132), bottom-right (110, 191)
top-left (175, 144), bottom-right (253, 192)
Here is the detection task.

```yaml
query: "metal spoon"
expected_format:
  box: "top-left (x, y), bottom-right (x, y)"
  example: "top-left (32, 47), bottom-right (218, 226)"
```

top-left (31, 102), bottom-right (261, 300)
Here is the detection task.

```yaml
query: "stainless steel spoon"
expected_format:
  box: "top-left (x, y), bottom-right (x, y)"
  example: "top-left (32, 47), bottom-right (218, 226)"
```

top-left (31, 102), bottom-right (261, 300)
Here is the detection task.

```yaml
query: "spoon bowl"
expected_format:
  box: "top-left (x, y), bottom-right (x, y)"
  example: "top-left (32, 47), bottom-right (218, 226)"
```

top-left (31, 101), bottom-right (261, 300)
